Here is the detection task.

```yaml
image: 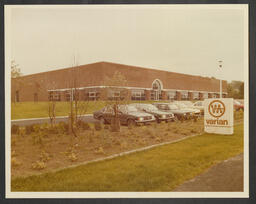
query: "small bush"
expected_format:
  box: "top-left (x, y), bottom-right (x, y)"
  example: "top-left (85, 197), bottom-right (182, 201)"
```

top-left (32, 132), bottom-right (43, 145)
top-left (77, 120), bottom-right (91, 130)
top-left (47, 126), bottom-right (59, 134)
top-left (120, 141), bottom-right (128, 149)
top-left (94, 122), bottom-right (102, 131)
top-left (18, 127), bottom-right (26, 137)
top-left (190, 129), bottom-right (198, 134)
top-left (68, 152), bottom-right (78, 162)
top-left (31, 161), bottom-right (46, 170)
top-left (11, 138), bottom-right (17, 146)
top-left (11, 150), bottom-right (17, 157)
top-left (11, 125), bottom-right (19, 134)
top-left (25, 125), bottom-right (34, 135)
top-left (33, 124), bottom-right (41, 133)
top-left (40, 150), bottom-right (51, 162)
top-left (11, 157), bottom-right (21, 168)
top-left (155, 137), bottom-right (161, 142)
top-left (94, 147), bottom-right (105, 154)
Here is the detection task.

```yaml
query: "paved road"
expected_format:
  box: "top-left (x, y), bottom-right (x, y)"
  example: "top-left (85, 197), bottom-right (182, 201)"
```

top-left (11, 114), bottom-right (98, 126)
top-left (173, 153), bottom-right (244, 192)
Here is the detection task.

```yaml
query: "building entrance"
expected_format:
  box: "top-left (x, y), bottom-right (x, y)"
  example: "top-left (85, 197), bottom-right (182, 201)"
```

top-left (152, 79), bottom-right (162, 101)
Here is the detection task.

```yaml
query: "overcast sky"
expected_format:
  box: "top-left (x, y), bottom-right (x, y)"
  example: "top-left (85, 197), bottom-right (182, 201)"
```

top-left (9, 5), bottom-right (247, 82)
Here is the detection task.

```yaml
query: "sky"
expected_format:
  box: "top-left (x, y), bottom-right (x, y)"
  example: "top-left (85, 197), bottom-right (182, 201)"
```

top-left (9, 5), bottom-right (247, 82)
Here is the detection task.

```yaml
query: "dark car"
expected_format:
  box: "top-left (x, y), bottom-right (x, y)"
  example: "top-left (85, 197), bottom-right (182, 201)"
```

top-left (153, 103), bottom-right (190, 120)
top-left (130, 103), bottom-right (175, 123)
top-left (93, 104), bottom-right (156, 126)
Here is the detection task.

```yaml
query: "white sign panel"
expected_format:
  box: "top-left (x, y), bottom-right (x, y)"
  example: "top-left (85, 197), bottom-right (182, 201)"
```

top-left (204, 98), bottom-right (234, 135)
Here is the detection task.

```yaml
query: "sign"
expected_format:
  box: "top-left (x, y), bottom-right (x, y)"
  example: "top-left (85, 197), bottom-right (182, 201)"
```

top-left (204, 98), bottom-right (234, 135)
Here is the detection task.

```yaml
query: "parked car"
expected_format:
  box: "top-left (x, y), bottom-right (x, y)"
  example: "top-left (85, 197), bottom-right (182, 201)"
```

top-left (192, 101), bottom-right (205, 115)
top-left (93, 104), bottom-right (156, 126)
top-left (152, 103), bottom-right (190, 120)
top-left (174, 102), bottom-right (201, 118)
top-left (130, 103), bottom-right (175, 123)
top-left (234, 100), bottom-right (244, 111)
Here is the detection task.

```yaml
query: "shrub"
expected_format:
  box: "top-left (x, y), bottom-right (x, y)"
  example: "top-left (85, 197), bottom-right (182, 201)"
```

top-left (47, 125), bottom-right (59, 134)
top-left (11, 150), bottom-right (17, 157)
top-left (11, 138), bottom-right (17, 146)
top-left (40, 150), bottom-right (51, 162)
top-left (190, 129), bottom-right (198, 134)
top-left (11, 125), bottom-right (19, 134)
top-left (77, 120), bottom-right (91, 130)
top-left (25, 125), bottom-right (34, 135)
top-left (11, 157), bottom-right (21, 168)
top-left (155, 137), bottom-right (161, 142)
top-left (68, 152), bottom-right (78, 162)
top-left (120, 141), bottom-right (128, 149)
top-left (32, 132), bottom-right (43, 145)
top-left (94, 147), bottom-right (105, 154)
top-left (33, 124), bottom-right (41, 133)
top-left (94, 122), bottom-right (102, 131)
top-left (18, 127), bottom-right (26, 137)
top-left (31, 161), bottom-right (46, 170)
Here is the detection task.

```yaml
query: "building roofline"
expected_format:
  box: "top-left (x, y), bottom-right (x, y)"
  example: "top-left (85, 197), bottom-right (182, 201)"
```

top-left (13, 61), bottom-right (225, 82)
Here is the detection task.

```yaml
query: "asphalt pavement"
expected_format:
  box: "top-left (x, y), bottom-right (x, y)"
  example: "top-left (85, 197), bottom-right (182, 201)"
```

top-left (173, 153), bottom-right (244, 192)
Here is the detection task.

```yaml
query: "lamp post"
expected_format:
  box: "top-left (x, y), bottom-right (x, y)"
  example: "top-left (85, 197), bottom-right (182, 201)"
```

top-left (218, 60), bottom-right (223, 98)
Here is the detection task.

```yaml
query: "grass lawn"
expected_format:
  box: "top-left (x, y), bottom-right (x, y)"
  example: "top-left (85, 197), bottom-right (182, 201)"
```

top-left (11, 101), bottom-right (106, 120)
top-left (11, 123), bottom-right (243, 192)
top-left (11, 101), bottom-right (166, 120)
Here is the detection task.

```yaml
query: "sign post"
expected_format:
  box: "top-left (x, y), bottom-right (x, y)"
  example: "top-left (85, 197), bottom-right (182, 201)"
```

top-left (204, 98), bottom-right (234, 135)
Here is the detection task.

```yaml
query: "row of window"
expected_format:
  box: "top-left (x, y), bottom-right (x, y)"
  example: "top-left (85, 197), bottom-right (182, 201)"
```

top-left (48, 90), bottom-right (226, 101)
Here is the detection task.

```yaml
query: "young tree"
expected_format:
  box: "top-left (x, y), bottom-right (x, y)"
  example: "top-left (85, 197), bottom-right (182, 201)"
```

top-left (11, 60), bottom-right (22, 78)
top-left (104, 71), bottom-right (128, 132)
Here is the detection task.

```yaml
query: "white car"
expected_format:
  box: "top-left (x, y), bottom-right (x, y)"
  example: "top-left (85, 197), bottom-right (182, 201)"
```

top-left (192, 101), bottom-right (205, 115)
top-left (174, 102), bottom-right (201, 118)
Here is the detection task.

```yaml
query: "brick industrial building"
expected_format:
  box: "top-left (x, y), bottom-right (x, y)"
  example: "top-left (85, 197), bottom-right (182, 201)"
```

top-left (11, 61), bottom-right (227, 102)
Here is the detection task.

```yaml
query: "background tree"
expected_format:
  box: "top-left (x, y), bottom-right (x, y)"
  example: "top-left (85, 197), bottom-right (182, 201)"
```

top-left (104, 71), bottom-right (128, 132)
top-left (227, 80), bottom-right (244, 99)
top-left (11, 60), bottom-right (24, 104)
top-left (11, 60), bottom-right (22, 78)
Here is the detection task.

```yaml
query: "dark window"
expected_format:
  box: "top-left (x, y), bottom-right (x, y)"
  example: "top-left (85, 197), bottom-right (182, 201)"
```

top-left (131, 90), bottom-right (145, 101)
top-left (15, 91), bottom-right (19, 102)
top-left (108, 90), bottom-right (123, 100)
top-left (65, 91), bottom-right (71, 101)
top-left (202, 93), bottom-right (208, 99)
top-left (167, 91), bottom-right (176, 100)
top-left (181, 91), bottom-right (189, 100)
top-left (49, 91), bottom-right (61, 101)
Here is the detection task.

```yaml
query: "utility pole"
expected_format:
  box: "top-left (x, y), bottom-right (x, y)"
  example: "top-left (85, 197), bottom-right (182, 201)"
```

top-left (218, 60), bottom-right (223, 98)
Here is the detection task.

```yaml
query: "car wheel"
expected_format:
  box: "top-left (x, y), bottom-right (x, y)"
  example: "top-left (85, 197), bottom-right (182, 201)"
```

top-left (127, 119), bottom-right (136, 128)
top-left (99, 117), bottom-right (105, 124)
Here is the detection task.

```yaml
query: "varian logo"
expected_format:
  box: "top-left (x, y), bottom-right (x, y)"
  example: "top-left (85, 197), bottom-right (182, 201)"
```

top-left (208, 100), bottom-right (226, 118)
top-left (206, 100), bottom-right (228, 126)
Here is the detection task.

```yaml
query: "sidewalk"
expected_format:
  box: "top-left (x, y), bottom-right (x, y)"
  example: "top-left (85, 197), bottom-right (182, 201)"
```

top-left (173, 153), bottom-right (243, 192)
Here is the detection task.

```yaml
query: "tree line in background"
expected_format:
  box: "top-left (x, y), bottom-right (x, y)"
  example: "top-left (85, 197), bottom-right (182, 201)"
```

top-left (227, 81), bottom-right (244, 99)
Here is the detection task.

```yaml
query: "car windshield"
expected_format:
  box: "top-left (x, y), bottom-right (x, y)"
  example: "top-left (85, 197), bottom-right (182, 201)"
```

top-left (127, 106), bottom-right (138, 112)
top-left (143, 104), bottom-right (158, 111)
top-left (158, 104), bottom-right (169, 110)
top-left (168, 104), bottom-right (178, 110)
top-left (179, 103), bottom-right (187, 109)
